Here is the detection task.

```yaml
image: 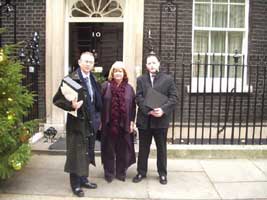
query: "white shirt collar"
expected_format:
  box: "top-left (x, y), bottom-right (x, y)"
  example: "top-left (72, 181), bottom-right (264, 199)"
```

top-left (81, 71), bottom-right (90, 79)
top-left (150, 73), bottom-right (156, 78)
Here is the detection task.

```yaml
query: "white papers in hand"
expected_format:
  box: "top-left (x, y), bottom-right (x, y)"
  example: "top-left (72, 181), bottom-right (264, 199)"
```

top-left (61, 82), bottom-right (78, 117)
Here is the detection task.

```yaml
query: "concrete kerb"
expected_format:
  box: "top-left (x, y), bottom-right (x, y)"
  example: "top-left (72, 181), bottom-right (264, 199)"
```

top-left (31, 142), bottom-right (267, 159)
top-left (162, 145), bottom-right (267, 159)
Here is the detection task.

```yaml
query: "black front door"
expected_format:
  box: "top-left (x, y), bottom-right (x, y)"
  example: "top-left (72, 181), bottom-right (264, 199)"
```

top-left (69, 22), bottom-right (123, 78)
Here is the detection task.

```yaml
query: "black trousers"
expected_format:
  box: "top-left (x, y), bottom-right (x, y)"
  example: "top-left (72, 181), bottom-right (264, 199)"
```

top-left (102, 133), bottom-right (128, 179)
top-left (137, 128), bottom-right (168, 176)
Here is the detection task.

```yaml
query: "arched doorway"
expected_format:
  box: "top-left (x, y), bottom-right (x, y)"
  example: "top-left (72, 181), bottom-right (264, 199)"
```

top-left (67, 0), bottom-right (124, 78)
top-left (45, 0), bottom-right (144, 131)
top-left (69, 23), bottom-right (123, 78)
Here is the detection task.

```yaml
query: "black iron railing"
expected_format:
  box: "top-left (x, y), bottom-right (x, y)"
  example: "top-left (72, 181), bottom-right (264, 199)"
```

top-left (0, 0), bottom-right (40, 121)
top-left (166, 53), bottom-right (267, 145)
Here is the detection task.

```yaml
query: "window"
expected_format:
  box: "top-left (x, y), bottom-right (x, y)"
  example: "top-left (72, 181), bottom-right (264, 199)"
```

top-left (191, 0), bottom-right (249, 93)
top-left (69, 0), bottom-right (124, 18)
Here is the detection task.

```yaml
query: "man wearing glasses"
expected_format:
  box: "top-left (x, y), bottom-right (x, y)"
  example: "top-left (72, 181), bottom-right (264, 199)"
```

top-left (53, 51), bottom-right (102, 197)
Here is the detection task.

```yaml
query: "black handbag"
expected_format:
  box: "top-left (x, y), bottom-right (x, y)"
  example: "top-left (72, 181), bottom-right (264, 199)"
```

top-left (96, 130), bottom-right (101, 141)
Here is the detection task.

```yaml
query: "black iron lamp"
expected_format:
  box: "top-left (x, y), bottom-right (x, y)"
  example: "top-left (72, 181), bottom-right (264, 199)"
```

top-left (0, 0), bottom-right (15, 14)
top-left (0, 0), bottom-right (16, 46)
top-left (233, 49), bottom-right (240, 64)
top-left (19, 31), bottom-right (40, 72)
top-left (165, 0), bottom-right (176, 13)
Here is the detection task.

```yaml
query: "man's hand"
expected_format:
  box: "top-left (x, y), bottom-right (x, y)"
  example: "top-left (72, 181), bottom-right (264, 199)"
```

top-left (148, 108), bottom-right (164, 117)
top-left (72, 98), bottom-right (83, 110)
top-left (98, 122), bottom-right (102, 130)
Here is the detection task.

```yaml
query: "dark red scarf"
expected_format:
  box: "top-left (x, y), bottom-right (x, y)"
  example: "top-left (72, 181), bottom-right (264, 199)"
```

top-left (110, 80), bottom-right (127, 136)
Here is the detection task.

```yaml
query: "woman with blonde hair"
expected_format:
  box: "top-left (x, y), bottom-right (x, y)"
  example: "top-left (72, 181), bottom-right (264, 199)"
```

top-left (101, 61), bottom-right (136, 182)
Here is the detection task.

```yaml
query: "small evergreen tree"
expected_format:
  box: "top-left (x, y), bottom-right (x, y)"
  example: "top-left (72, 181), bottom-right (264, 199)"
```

top-left (0, 45), bottom-right (37, 180)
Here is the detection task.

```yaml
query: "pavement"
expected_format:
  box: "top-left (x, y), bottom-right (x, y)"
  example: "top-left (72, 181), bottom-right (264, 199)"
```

top-left (0, 151), bottom-right (267, 200)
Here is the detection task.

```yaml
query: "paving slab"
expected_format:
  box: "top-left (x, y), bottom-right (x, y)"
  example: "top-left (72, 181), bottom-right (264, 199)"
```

top-left (70, 157), bottom-right (204, 179)
top-left (147, 172), bottom-right (220, 200)
top-left (1, 168), bottom-right (148, 199)
top-left (146, 159), bottom-right (204, 172)
top-left (25, 154), bottom-right (65, 170)
top-left (201, 159), bottom-right (267, 182)
top-left (0, 155), bottom-right (148, 199)
top-left (252, 159), bottom-right (267, 176)
top-left (214, 182), bottom-right (267, 199)
top-left (0, 194), bottom-right (111, 200)
top-left (81, 177), bottom-right (148, 199)
top-left (2, 154), bottom-right (267, 200)
top-left (1, 168), bottom-right (71, 196)
top-left (88, 158), bottom-right (137, 179)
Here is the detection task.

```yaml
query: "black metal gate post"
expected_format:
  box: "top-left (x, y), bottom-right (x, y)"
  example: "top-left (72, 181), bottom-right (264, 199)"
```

top-left (159, 0), bottom-right (178, 144)
top-left (19, 31), bottom-right (40, 121)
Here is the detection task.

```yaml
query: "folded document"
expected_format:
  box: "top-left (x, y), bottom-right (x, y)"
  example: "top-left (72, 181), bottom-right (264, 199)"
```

top-left (60, 76), bottom-right (83, 117)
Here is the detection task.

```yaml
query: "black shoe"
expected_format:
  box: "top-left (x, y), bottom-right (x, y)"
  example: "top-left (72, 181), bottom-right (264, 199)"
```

top-left (81, 181), bottom-right (97, 189)
top-left (132, 174), bottom-right (146, 183)
top-left (105, 176), bottom-right (113, 183)
top-left (159, 175), bottom-right (167, 185)
top-left (116, 175), bottom-right (125, 182)
top-left (73, 187), bottom-right (84, 197)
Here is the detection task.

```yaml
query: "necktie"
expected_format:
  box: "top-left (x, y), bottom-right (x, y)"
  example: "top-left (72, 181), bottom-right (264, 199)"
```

top-left (85, 77), bottom-right (93, 102)
top-left (151, 74), bottom-right (156, 87)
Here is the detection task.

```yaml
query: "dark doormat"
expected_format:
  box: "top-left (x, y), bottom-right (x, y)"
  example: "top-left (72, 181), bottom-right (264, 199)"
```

top-left (49, 137), bottom-right (101, 151)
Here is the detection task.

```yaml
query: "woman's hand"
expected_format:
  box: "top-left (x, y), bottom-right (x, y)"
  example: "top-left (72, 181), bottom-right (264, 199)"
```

top-left (98, 122), bottom-right (102, 130)
top-left (130, 121), bottom-right (135, 133)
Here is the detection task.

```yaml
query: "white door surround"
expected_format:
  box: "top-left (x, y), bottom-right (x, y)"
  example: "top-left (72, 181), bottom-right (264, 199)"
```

top-left (45, 0), bottom-right (144, 131)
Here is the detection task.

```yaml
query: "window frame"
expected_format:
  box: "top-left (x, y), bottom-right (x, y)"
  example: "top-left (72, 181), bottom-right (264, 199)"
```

top-left (191, 0), bottom-right (250, 93)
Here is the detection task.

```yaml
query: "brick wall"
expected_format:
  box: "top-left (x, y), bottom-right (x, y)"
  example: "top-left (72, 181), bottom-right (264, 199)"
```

top-left (247, 0), bottom-right (267, 125)
top-left (1, 0), bottom-right (46, 120)
top-left (143, 0), bottom-right (267, 66)
top-left (1, 0), bottom-right (266, 127)
top-left (248, 0), bottom-right (267, 58)
top-left (143, 0), bottom-right (192, 67)
top-left (143, 0), bottom-right (267, 127)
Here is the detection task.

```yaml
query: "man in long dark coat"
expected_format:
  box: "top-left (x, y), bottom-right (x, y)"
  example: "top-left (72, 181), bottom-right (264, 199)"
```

top-left (53, 51), bottom-right (102, 197)
top-left (132, 54), bottom-right (177, 185)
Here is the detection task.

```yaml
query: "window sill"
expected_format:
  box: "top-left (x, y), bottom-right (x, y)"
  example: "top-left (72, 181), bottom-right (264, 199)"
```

top-left (187, 78), bottom-right (252, 93)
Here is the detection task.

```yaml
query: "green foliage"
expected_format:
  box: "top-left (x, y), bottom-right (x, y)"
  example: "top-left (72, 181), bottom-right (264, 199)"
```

top-left (93, 67), bottom-right (106, 84)
top-left (94, 72), bottom-right (106, 84)
top-left (0, 28), bottom-right (6, 35)
top-left (0, 45), bottom-right (37, 180)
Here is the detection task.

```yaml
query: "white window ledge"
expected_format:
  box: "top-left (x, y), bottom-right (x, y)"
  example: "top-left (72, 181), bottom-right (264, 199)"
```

top-left (187, 78), bottom-right (252, 93)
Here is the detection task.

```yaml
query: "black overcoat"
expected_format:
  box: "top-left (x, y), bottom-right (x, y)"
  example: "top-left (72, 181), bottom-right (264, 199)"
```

top-left (136, 72), bottom-right (178, 129)
top-left (53, 69), bottom-right (101, 177)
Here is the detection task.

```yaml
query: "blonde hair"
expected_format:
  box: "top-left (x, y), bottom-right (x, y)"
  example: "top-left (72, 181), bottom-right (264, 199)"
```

top-left (108, 61), bottom-right (128, 81)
